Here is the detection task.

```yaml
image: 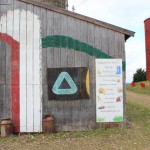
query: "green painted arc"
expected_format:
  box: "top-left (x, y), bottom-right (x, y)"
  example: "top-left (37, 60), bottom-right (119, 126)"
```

top-left (42, 35), bottom-right (126, 71)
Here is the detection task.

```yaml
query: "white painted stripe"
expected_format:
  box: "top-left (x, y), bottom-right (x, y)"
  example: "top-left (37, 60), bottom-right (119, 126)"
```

top-left (20, 85), bottom-right (27, 132)
top-left (20, 10), bottom-right (27, 132)
top-left (26, 10), bottom-right (42, 132)
top-left (27, 11), bottom-right (34, 85)
top-left (33, 14), bottom-right (42, 132)
top-left (6, 11), bottom-right (13, 38)
top-left (13, 10), bottom-right (20, 41)
top-left (1, 15), bottom-right (6, 33)
top-left (27, 85), bottom-right (34, 132)
top-left (33, 85), bottom-right (41, 132)
top-left (33, 14), bottom-right (40, 84)
top-left (26, 10), bottom-right (34, 132)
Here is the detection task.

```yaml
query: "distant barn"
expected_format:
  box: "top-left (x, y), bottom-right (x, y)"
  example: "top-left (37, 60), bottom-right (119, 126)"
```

top-left (0, 0), bottom-right (134, 133)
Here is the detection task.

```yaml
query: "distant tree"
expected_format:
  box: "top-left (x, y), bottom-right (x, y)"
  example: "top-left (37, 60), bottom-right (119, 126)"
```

top-left (133, 68), bottom-right (146, 82)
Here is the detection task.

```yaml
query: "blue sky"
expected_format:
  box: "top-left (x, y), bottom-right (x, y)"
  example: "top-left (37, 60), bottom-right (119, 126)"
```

top-left (68, 0), bottom-right (149, 83)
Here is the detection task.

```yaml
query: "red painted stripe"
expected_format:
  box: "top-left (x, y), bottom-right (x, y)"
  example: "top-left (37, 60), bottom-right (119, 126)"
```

top-left (0, 33), bottom-right (20, 132)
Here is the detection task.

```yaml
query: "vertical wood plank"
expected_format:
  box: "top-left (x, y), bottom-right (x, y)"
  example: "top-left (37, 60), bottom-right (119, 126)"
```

top-left (53, 12), bottom-right (62, 129)
top-left (44, 10), bottom-right (54, 115)
top-left (12, 0), bottom-right (20, 132)
top-left (80, 20), bottom-right (89, 129)
top-left (73, 19), bottom-right (82, 129)
top-left (59, 14), bottom-right (68, 130)
top-left (33, 6), bottom-right (42, 132)
top-left (46, 10), bottom-right (54, 68)
top-left (0, 0), bottom-right (7, 121)
top-left (6, 1), bottom-right (14, 123)
top-left (6, 2), bottom-right (13, 85)
top-left (114, 32), bottom-right (121, 58)
top-left (41, 8), bottom-right (47, 85)
top-left (74, 19), bottom-right (81, 67)
top-left (53, 12), bottom-right (61, 68)
top-left (0, 41), bottom-right (6, 84)
top-left (67, 16), bottom-right (75, 67)
top-left (60, 14), bottom-right (68, 67)
top-left (80, 21), bottom-right (89, 67)
top-left (0, 0), bottom-right (15, 125)
top-left (26, 4), bottom-right (34, 132)
top-left (5, 1), bottom-right (13, 120)
top-left (0, 86), bottom-right (6, 118)
top-left (118, 33), bottom-right (124, 58)
top-left (94, 25), bottom-right (102, 128)
top-left (66, 16), bottom-right (76, 130)
top-left (1, 5), bottom-right (7, 34)
top-left (13, 0), bottom-right (20, 41)
top-left (94, 26), bottom-right (102, 50)
top-left (40, 8), bottom-right (48, 120)
top-left (20, 3), bottom-right (27, 132)
top-left (0, 42), bottom-right (6, 118)
top-left (101, 27), bottom-right (109, 55)
top-left (108, 29), bottom-right (115, 57)
top-left (5, 85), bottom-right (11, 118)
top-left (87, 23), bottom-right (95, 129)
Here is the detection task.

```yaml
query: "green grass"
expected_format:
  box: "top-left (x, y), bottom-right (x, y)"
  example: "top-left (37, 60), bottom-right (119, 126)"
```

top-left (0, 102), bottom-right (150, 145)
top-left (1, 85), bottom-right (150, 149)
top-left (127, 81), bottom-right (150, 95)
top-left (126, 101), bottom-right (150, 129)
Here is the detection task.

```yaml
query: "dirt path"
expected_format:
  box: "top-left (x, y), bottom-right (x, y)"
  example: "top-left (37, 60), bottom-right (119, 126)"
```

top-left (126, 90), bottom-right (150, 108)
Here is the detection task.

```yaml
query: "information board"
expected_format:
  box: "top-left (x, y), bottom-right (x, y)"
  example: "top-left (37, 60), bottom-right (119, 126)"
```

top-left (96, 59), bottom-right (123, 122)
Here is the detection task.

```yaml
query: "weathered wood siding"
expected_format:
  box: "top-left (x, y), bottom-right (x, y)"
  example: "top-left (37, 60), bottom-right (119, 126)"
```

top-left (41, 11), bottom-right (126, 131)
top-left (0, 0), bottom-right (42, 132)
top-left (34, 0), bottom-right (67, 9)
top-left (0, 0), bottom-right (126, 132)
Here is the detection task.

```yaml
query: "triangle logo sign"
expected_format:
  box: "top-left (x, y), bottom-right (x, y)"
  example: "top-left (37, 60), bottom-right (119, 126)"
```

top-left (52, 72), bottom-right (78, 95)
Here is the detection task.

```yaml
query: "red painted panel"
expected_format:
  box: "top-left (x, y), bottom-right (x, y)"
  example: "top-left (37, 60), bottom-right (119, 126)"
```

top-left (0, 33), bottom-right (20, 132)
top-left (144, 18), bottom-right (150, 80)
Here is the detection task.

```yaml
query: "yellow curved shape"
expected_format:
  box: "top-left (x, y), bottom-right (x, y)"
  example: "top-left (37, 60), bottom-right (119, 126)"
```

top-left (86, 70), bottom-right (90, 96)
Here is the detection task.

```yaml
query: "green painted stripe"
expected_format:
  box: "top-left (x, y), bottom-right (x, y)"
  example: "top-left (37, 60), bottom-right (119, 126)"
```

top-left (122, 62), bottom-right (126, 72)
top-left (42, 35), bottom-right (126, 71)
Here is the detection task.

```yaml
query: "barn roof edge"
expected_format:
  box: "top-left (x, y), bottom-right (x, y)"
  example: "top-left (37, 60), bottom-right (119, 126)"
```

top-left (19, 0), bottom-right (135, 40)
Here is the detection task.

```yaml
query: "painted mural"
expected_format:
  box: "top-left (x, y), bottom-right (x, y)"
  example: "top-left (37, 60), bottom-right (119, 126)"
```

top-left (0, 10), bottom-right (42, 132)
top-left (47, 67), bottom-right (90, 100)
top-left (0, 9), bottom-right (125, 133)
top-left (42, 35), bottom-right (126, 71)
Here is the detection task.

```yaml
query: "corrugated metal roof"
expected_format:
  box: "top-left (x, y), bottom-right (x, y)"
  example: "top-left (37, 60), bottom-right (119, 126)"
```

top-left (20, 0), bottom-right (135, 40)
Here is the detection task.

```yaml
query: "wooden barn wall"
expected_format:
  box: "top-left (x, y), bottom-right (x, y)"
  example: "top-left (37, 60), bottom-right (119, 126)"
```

top-left (0, 41), bottom-right (11, 119)
top-left (40, 10), bottom-right (125, 130)
top-left (0, 1), bottom-right (12, 121)
top-left (0, 0), bottom-right (126, 132)
top-left (0, 0), bottom-right (43, 132)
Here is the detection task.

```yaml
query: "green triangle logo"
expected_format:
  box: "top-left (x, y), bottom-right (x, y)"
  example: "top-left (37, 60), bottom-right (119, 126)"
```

top-left (52, 72), bottom-right (78, 95)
